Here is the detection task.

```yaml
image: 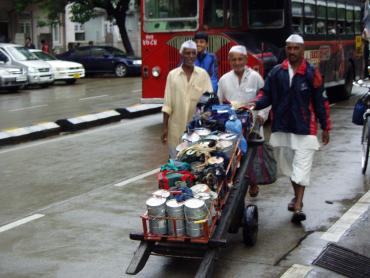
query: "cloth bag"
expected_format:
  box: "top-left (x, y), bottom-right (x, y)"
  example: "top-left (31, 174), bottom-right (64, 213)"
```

top-left (246, 140), bottom-right (277, 185)
top-left (352, 95), bottom-right (368, 125)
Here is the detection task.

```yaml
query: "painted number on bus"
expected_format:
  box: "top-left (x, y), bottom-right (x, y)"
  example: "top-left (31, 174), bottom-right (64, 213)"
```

top-left (143, 35), bottom-right (158, 46)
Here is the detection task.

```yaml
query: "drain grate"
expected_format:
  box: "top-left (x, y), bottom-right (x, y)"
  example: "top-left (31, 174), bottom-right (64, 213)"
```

top-left (313, 243), bottom-right (370, 278)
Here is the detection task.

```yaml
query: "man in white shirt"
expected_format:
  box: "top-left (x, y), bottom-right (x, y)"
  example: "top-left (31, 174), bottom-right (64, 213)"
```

top-left (161, 40), bottom-right (213, 158)
top-left (218, 45), bottom-right (269, 197)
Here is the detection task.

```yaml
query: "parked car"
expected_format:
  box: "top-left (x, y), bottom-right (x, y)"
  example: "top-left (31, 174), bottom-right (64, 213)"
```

top-left (29, 49), bottom-right (85, 84)
top-left (0, 43), bottom-right (54, 87)
top-left (0, 49), bottom-right (28, 92)
top-left (57, 46), bottom-right (141, 77)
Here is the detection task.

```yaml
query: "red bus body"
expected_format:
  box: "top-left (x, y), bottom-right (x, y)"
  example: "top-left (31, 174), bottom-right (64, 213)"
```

top-left (140, 0), bottom-right (363, 102)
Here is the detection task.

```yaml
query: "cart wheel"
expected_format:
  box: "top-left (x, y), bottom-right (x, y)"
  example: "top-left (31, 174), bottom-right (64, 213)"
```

top-left (228, 199), bottom-right (245, 234)
top-left (242, 205), bottom-right (258, 246)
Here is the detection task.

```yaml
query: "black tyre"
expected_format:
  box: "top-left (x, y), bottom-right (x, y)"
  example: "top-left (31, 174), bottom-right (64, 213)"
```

top-left (66, 79), bottom-right (77, 85)
top-left (114, 63), bottom-right (127, 77)
top-left (361, 116), bottom-right (370, 174)
top-left (242, 205), bottom-right (258, 246)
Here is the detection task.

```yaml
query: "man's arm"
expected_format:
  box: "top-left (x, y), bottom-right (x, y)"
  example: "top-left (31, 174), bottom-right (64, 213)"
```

top-left (161, 112), bottom-right (169, 143)
top-left (161, 73), bottom-right (173, 144)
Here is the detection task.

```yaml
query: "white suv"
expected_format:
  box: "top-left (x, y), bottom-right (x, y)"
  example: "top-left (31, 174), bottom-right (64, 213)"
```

top-left (0, 50), bottom-right (28, 91)
top-left (0, 43), bottom-right (54, 87)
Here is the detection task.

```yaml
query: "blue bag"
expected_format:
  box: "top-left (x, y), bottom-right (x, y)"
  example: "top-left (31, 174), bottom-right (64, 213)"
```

top-left (352, 96), bottom-right (367, 125)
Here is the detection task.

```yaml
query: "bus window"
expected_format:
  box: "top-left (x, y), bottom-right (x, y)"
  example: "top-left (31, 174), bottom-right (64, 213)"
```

top-left (304, 0), bottom-right (315, 35)
top-left (292, 0), bottom-right (303, 34)
top-left (143, 0), bottom-right (198, 32)
top-left (204, 0), bottom-right (224, 28)
top-left (248, 0), bottom-right (285, 29)
top-left (229, 0), bottom-right (242, 27)
top-left (327, 2), bottom-right (336, 35)
top-left (354, 6), bottom-right (361, 34)
top-left (337, 4), bottom-right (345, 34)
top-left (316, 1), bottom-right (327, 35)
top-left (346, 5), bottom-right (354, 34)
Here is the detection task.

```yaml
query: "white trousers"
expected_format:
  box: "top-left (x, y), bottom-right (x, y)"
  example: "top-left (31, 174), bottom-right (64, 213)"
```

top-left (274, 147), bottom-right (315, 187)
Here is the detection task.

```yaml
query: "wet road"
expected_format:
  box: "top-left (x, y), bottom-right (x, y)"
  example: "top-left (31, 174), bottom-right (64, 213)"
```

top-left (0, 87), bottom-right (369, 277)
top-left (0, 77), bottom-right (141, 130)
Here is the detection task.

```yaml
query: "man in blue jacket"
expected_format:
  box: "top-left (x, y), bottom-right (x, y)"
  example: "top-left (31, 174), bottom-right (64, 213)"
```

top-left (249, 34), bottom-right (331, 223)
top-left (194, 32), bottom-right (218, 93)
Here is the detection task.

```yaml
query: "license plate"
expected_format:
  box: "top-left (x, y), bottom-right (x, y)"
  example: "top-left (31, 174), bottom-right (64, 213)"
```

top-left (16, 76), bottom-right (27, 82)
top-left (73, 73), bottom-right (81, 79)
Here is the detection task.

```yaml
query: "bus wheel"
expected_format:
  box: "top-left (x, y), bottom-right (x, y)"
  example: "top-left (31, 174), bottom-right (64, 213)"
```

top-left (340, 65), bottom-right (354, 100)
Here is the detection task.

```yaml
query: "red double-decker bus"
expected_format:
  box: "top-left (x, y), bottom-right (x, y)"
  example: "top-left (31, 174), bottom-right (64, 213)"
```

top-left (140, 0), bottom-right (363, 102)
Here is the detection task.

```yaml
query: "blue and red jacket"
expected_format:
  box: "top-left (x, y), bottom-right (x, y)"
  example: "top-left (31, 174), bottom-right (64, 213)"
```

top-left (255, 59), bottom-right (331, 135)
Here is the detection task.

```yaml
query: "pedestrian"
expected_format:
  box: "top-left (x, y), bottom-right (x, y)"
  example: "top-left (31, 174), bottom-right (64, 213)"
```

top-left (161, 40), bottom-right (213, 158)
top-left (362, 27), bottom-right (369, 79)
top-left (218, 45), bottom-right (270, 197)
top-left (88, 41), bottom-right (94, 47)
top-left (41, 39), bottom-right (49, 53)
top-left (24, 36), bottom-right (35, 49)
top-left (250, 34), bottom-right (331, 223)
top-left (193, 32), bottom-right (218, 93)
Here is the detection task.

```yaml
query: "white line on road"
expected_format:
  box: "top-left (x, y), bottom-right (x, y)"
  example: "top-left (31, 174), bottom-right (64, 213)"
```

top-left (114, 168), bottom-right (160, 187)
top-left (79, 95), bottom-right (108, 101)
top-left (132, 89), bottom-right (142, 93)
top-left (321, 190), bottom-right (370, 242)
top-left (0, 214), bottom-right (44, 233)
top-left (280, 264), bottom-right (312, 278)
top-left (9, 104), bottom-right (48, 112)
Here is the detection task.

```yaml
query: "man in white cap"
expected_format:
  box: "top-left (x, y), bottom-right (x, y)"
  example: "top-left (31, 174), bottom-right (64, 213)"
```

top-left (218, 44), bottom-right (270, 197)
top-left (161, 40), bottom-right (213, 158)
top-left (249, 34), bottom-right (331, 223)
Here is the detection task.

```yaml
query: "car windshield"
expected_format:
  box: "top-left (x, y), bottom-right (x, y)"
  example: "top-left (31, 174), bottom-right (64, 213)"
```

top-left (33, 51), bottom-right (57, 61)
top-left (7, 47), bottom-right (38, 61)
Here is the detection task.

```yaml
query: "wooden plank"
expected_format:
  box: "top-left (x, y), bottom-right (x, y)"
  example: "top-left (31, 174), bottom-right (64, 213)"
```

top-left (125, 241), bottom-right (154, 275)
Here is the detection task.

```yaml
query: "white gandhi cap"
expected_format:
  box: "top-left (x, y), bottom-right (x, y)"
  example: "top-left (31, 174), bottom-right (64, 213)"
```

top-left (286, 34), bottom-right (304, 44)
top-left (179, 40), bottom-right (197, 54)
top-left (229, 45), bottom-right (247, 55)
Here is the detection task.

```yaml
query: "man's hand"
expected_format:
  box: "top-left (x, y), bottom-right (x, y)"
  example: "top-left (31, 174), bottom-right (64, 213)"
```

top-left (245, 102), bottom-right (256, 110)
top-left (161, 128), bottom-right (168, 144)
top-left (322, 130), bottom-right (330, 145)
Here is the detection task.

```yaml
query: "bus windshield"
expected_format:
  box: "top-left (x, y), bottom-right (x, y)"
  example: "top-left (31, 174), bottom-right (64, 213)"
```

top-left (144, 0), bottom-right (198, 33)
top-left (248, 0), bottom-right (285, 29)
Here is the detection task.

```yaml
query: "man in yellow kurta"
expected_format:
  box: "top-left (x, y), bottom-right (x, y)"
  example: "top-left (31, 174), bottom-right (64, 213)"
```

top-left (161, 40), bottom-right (213, 158)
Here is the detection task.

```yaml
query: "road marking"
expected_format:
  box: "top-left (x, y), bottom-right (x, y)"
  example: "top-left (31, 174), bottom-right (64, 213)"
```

top-left (114, 168), bottom-right (160, 187)
top-left (321, 190), bottom-right (370, 242)
top-left (0, 214), bottom-right (44, 233)
top-left (0, 113), bottom-right (161, 155)
top-left (280, 264), bottom-right (312, 278)
top-left (132, 89), bottom-right (142, 93)
top-left (9, 104), bottom-right (48, 112)
top-left (79, 95), bottom-right (108, 101)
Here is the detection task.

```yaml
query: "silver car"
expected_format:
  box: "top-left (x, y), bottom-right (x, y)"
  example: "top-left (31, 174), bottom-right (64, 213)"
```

top-left (0, 49), bottom-right (28, 91)
top-left (0, 43), bottom-right (54, 87)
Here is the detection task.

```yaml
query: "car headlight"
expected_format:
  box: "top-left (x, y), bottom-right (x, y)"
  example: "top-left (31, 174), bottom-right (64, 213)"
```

top-left (152, 66), bottom-right (161, 78)
top-left (28, 67), bottom-right (37, 73)
top-left (0, 69), bottom-right (9, 75)
top-left (133, 60), bottom-right (142, 65)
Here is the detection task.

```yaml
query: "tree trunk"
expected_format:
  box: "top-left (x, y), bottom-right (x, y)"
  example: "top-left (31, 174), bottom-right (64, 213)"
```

top-left (114, 13), bottom-right (134, 56)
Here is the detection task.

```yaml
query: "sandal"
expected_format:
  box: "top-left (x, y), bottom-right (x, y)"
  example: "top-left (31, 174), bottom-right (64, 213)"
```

top-left (249, 184), bottom-right (259, 197)
top-left (291, 210), bottom-right (306, 223)
top-left (288, 198), bottom-right (303, 212)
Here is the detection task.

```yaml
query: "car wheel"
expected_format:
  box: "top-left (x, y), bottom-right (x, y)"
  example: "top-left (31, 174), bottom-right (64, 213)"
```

top-left (66, 79), bottom-right (77, 85)
top-left (115, 63), bottom-right (127, 77)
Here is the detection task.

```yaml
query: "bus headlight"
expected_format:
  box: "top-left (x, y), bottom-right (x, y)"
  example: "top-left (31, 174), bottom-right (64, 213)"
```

top-left (152, 66), bottom-right (161, 78)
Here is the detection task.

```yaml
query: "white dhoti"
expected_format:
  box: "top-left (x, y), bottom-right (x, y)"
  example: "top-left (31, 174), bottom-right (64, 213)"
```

top-left (270, 132), bottom-right (320, 187)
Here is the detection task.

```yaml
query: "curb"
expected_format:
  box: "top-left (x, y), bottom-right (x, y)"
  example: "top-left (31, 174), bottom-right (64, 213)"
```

top-left (0, 104), bottom-right (162, 147)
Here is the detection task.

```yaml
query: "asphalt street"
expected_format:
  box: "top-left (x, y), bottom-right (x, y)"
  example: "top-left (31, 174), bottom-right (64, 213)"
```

top-left (0, 84), bottom-right (369, 277)
top-left (0, 77), bottom-right (141, 130)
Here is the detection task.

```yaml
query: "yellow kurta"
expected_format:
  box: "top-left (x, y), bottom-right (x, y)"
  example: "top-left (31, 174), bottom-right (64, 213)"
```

top-left (162, 66), bottom-right (213, 149)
